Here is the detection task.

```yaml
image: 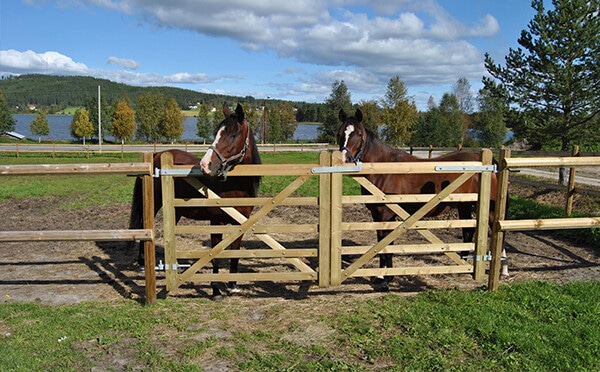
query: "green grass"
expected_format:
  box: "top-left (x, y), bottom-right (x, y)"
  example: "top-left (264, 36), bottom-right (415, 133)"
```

top-left (0, 281), bottom-right (598, 371)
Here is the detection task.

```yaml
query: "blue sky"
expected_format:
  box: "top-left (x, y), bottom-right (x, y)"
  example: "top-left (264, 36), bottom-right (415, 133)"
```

top-left (0, 0), bottom-right (537, 111)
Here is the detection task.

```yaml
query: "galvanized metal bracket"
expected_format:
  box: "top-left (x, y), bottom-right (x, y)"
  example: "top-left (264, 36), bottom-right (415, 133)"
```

top-left (311, 162), bottom-right (363, 174)
top-left (154, 167), bottom-right (205, 178)
top-left (155, 260), bottom-right (192, 271)
top-left (434, 164), bottom-right (497, 173)
top-left (462, 252), bottom-right (493, 261)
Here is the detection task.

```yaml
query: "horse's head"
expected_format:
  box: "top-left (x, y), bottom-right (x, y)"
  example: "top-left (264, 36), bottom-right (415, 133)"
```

top-left (337, 108), bottom-right (366, 163)
top-left (200, 103), bottom-right (251, 177)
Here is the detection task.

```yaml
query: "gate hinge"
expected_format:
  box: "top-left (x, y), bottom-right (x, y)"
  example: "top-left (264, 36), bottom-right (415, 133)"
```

top-left (462, 252), bottom-right (493, 261)
top-left (155, 260), bottom-right (192, 271)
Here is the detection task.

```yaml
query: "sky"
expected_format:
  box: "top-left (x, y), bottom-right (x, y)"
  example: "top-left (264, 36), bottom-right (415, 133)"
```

top-left (0, 0), bottom-right (538, 111)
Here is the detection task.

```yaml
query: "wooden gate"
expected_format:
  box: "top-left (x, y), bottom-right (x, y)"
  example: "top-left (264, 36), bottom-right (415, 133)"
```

top-left (156, 149), bottom-right (494, 291)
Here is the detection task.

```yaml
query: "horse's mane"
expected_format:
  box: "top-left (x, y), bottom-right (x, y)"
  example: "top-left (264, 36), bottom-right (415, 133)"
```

top-left (363, 125), bottom-right (415, 162)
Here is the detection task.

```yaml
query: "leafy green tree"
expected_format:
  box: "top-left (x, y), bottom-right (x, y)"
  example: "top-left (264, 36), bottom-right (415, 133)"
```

top-left (357, 100), bottom-right (381, 134)
top-left (30, 109), bottom-right (50, 143)
top-left (472, 83), bottom-right (508, 148)
top-left (241, 102), bottom-right (259, 134)
top-left (411, 96), bottom-right (442, 147)
top-left (136, 92), bottom-right (164, 142)
top-left (213, 105), bottom-right (225, 128)
top-left (0, 90), bottom-right (16, 133)
top-left (484, 0), bottom-right (600, 152)
top-left (379, 75), bottom-right (418, 146)
top-left (84, 94), bottom-right (112, 141)
top-left (267, 101), bottom-right (297, 142)
top-left (438, 93), bottom-right (463, 147)
top-left (160, 98), bottom-right (184, 143)
top-left (196, 103), bottom-right (212, 143)
top-left (70, 108), bottom-right (94, 145)
top-left (318, 80), bottom-right (352, 143)
top-left (111, 99), bottom-right (136, 144)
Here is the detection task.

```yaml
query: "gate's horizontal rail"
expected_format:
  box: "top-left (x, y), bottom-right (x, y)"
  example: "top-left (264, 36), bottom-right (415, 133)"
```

top-left (342, 193), bottom-right (478, 204)
top-left (349, 265), bottom-right (473, 277)
top-left (173, 196), bottom-right (318, 207)
top-left (341, 242), bottom-right (474, 255)
top-left (186, 271), bottom-right (317, 282)
top-left (0, 229), bottom-right (153, 242)
top-left (503, 156), bottom-right (600, 168)
top-left (342, 220), bottom-right (477, 231)
top-left (177, 248), bottom-right (318, 259)
top-left (175, 224), bottom-right (317, 234)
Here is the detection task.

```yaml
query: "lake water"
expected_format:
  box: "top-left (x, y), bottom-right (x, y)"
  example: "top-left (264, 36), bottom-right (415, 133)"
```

top-left (12, 114), bottom-right (320, 142)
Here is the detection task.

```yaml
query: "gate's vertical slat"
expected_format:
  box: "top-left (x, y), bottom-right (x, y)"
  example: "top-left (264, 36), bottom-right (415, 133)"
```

top-left (330, 151), bottom-right (344, 286)
top-left (488, 148), bottom-right (511, 291)
top-left (142, 152), bottom-right (157, 304)
top-left (318, 151), bottom-right (331, 287)
top-left (473, 149), bottom-right (492, 281)
top-left (160, 151), bottom-right (179, 291)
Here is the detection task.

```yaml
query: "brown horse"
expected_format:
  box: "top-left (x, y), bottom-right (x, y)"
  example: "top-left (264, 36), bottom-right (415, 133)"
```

top-left (337, 108), bottom-right (507, 291)
top-left (129, 104), bottom-right (261, 299)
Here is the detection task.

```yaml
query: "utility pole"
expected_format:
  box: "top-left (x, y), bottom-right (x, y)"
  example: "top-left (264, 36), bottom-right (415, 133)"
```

top-left (98, 85), bottom-right (102, 153)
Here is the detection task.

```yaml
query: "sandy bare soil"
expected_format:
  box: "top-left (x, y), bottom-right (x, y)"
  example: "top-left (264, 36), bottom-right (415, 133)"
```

top-left (1, 181), bottom-right (599, 305)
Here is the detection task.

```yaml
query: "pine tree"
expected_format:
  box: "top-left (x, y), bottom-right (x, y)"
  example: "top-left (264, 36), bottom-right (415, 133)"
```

top-left (30, 109), bottom-right (50, 143)
top-left (196, 103), bottom-right (212, 144)
top-left (484, 0), bottom-right (600, 152)
top-left (318, 80), bottom-right (352, 144)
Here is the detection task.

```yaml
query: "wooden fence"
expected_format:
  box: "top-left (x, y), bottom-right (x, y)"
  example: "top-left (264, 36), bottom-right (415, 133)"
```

top-left (2, 148), bottom-right (599, 303)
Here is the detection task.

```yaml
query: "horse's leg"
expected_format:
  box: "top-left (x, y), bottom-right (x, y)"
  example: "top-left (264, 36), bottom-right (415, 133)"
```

top-left (226, 236), bottom-right (242, 295)
top-left (458, 204), bottom-right (476, 259)
top-left (210, 233), bottom-right (225, 300)
top-left (373, 229), bottom-right (393, 292)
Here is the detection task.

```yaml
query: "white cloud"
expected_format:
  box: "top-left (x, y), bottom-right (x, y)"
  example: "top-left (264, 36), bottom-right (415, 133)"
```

top-left (107, 56), bottom-right (140, 70)
top-left (0, 49), bottom-right (88, 74)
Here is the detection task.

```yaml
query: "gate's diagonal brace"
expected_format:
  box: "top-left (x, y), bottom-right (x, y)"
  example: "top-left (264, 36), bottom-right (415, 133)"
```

top-left (178, 175), bottom-right (314, 281)
top-left (342, 171), bottom-right (476, 279)
top-left (352, 176), bottom-right (465, 265)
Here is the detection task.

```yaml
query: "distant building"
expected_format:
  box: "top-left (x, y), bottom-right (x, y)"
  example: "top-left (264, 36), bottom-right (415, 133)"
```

top-left (1, 131), bottom-right (25, 140)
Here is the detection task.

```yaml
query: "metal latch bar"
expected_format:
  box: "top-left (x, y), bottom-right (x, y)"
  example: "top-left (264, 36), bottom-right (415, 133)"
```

top-left (311, 162), bottom-right (363, 174)
top-left (154, 168), bottom-right (204, 178)
top-left (435, 164), bottom-right (496, 173)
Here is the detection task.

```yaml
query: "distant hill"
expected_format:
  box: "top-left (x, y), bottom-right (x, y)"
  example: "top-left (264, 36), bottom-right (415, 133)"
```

top-left (0, 74), bottom-right (265, 112)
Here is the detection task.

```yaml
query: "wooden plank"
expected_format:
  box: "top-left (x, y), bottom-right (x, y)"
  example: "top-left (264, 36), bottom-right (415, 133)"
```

top-left (350, 265), bottom-right (474, 277)
top-left (488, 148), bottom-right (511, 291)
top-left (318, 150), bottom-right (332, 287)
top-left (176, 248), bottom-right (317, 259)
top-left (341, 220), bottom-right (477, 230)
top-left (0, 229), bottom-right (153, 242)
top-left (329, 151), bottom-right (344, 286)
top-left (341, 242), bottom-right (474, 255)
top-left (498, 217), bottom-right (600, 231)
top-left (185, 271), bottom-right (317, 282)
top-left (0, 162), bottom-right (152, 176)
top-left (503, 156), bottom-right (600, 168)
top-left (169, 163), bottom-right (316, 177)
top-left (160, 151), bottom-right (179, 291)
top-left (473, 149), bottom-right (492, 281)
top-left (357, 161), bottom-right (484, 175)
top-left (342, 193), bottom-right (478, 204)
top-left (173, 196), bottom-right (317, 207)
top-left (142, 152), bottom-right (157, 305)
top-left (175, 224), bottom-right (317, 235)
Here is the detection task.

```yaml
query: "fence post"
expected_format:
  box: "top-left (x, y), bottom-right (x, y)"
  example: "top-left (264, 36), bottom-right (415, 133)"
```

top-left (488, 148), bottom-right (510, 291)
top-left (160, 151), bottom-right (179, 291)
top-left (565, 145), bottom-right (579, 216)
top-left (473, 149), bottom-right (492, 281)
top-left (318, 151), bottom-right (331, 287)
top-left (329, 151), bottom-right (344, 286)
top-left (428, 145), bottom-right (433, 158)
top-left (142, 152), bottom-right (157, 305)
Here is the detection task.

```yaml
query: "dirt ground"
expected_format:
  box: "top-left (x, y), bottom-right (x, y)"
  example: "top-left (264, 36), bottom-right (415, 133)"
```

top-left (1, 180), bottom-right (599, 305)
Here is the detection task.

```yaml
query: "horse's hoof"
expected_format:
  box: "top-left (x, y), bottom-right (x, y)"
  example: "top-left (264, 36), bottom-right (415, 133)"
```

top-left (228, 287), bottom-right (241, 296)
top-left (211, 294), bottom-right (224, 301)
top-left (374, 280), bottom-right (390, 292)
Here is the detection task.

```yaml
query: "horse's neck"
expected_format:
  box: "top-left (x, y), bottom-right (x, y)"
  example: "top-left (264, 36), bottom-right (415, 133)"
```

top-left (363, 136), bottom-right (414, 162)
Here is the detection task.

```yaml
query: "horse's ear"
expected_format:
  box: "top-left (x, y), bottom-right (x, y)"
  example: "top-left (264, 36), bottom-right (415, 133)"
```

top-left (223, 105), bottom-right (231, 117)
top-left (339, 109), bottom-right (347, 122)
top-left (235, 103), bottom-right (245, 122)
top-left (355, 108), bottom-right (363, 123)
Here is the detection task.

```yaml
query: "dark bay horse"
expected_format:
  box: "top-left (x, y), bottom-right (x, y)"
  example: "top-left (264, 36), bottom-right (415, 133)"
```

top-left (129, 103), bottom-right (261, 299)
top-left (337, 108), bottom-right (507, 291)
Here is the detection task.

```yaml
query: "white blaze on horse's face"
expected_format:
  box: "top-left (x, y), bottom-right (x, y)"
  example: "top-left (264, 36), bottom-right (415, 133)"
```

top-left (342, 124), bottom-right (355, 163)
top-left (200, 126), bottom-right (224, 174)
